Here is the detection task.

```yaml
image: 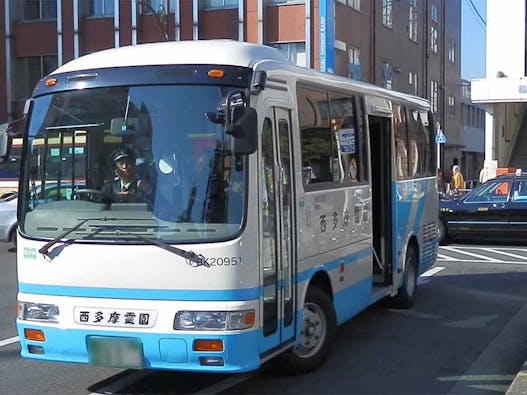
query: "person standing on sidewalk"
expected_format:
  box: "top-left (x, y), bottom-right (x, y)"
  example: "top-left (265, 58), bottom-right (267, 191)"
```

top-left (450, 165), bottom-right (465, 194)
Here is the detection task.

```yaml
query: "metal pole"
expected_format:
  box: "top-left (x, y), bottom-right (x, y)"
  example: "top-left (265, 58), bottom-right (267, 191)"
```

top-left (436, 122), bottom-right (442, 170)
top-left (437, 141), bottom-right (441, 170)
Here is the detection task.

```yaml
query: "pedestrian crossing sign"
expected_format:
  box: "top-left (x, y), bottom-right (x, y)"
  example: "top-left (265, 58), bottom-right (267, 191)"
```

top-left (435, 130), bottom-right (447, 144)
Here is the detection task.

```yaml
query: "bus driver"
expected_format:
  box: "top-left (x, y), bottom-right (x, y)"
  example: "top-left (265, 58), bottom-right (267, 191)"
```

top-left (102, 146), bottom-right (150, 203)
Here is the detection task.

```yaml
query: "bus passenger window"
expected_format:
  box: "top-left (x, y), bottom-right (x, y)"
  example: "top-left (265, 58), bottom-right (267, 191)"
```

top-left (419, 110), bottom-right (435, 176)
top-left (329, 94), bottom-right (363, 184)
top-left (393, 104), bottom-right (409, 180)
top-left (298, 86), bottom-right (336, 185)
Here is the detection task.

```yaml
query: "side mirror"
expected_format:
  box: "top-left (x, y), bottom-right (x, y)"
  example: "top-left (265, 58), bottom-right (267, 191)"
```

top-left (0, 116), bottom-right (26, 158)
top-left (226, 106), bottom-right (257, 155)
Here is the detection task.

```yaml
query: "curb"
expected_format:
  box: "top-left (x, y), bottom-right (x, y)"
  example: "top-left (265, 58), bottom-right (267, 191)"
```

top-left (506, 360), bottom-right (527, 395)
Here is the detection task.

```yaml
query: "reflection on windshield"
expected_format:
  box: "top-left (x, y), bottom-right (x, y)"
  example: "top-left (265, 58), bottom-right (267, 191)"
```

top-left (21, 85), bottom-right (246, 243)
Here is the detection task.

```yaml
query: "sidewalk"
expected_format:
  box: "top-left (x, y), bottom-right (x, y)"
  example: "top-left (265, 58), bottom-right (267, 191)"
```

top-left (447, 301), bottom-right (527, 394)
top-left (506, 360), bottom-right (527, 395)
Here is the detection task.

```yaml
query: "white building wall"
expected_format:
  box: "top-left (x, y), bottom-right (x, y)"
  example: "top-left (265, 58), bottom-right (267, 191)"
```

top-left (486, 0), bottom-right (525, 78)
top-left (472, 0), bottom-right (527, 176)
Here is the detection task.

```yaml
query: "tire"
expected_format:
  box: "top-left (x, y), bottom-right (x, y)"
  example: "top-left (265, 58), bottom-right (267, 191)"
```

top-left (9, 228), bottom-right (16, 247)
top-left (275, 287), bottom-right (337, 375)
top-left (391, 246), bottom-right (417, 309)
top-left (438, 220), bottom-right (448, 245)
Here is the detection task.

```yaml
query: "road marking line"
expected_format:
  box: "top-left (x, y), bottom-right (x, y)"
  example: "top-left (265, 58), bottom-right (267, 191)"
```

top-left (448, 246), bottom-right (527, 252)
top-left (436, 258), bottom-right (527, 265)
top-left (441, 246), bottom-right (501, 262)
top-left (421, 266), bottom-right (445, 277)
top-left (437, 253), bottom-right (456, 261)
top-left (483, 248), bottom-right (527, 261)
top-left (0, 336), bottom-right (19, 347)
top-left (417, 266), bottom-right (445, 285)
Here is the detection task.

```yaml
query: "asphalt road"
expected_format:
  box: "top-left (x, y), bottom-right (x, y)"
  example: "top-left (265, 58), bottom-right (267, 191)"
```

top-left (2, 243), bottom-right (527, 394)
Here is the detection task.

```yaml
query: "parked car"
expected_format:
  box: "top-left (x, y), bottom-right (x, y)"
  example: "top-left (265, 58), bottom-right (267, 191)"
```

top-left (0, 192), bottom-right (17, 245)
top-left (438, 170), bottom-right (527, 244)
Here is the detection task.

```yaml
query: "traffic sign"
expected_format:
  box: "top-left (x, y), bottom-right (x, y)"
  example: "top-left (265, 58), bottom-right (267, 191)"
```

top-left (435, 130), bottom-right (447, 144)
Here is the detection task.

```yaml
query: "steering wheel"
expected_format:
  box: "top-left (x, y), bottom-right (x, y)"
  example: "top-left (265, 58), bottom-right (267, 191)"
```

top-left (73, 189), bottom-right (106, 202)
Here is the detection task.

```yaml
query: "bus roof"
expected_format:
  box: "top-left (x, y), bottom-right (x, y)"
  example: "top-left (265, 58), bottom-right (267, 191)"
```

top-left (52, 40), bottom-right (290, 74)
top-left (50, 39), bottom-right (430, 110)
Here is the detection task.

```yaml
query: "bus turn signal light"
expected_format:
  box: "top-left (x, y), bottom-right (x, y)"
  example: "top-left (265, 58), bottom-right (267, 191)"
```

top-left (207, 69), bottom-right (224, 79)
top-left (45, 78), bottom-right (57, 87)
top-left (193, 339), bottom-right (223, 352)
top-left (24, 329), bottom-right (45, 342)
top-left (244, 310), bottom-right (255, 327)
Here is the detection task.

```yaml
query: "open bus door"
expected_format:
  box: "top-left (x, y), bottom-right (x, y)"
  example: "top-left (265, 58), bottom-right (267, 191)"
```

top-left (368, 114), bottom-right (393, 285)
top-left (259, 107), bottom-right (296, 354)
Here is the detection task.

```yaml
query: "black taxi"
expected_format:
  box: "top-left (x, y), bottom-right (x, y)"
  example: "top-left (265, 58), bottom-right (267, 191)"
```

top-left (438, 170), bottom-right (527, 244)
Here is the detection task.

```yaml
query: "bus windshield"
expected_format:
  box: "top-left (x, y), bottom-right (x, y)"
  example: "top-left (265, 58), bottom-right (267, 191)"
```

top-left (20, 84), bottom-right (246, 243)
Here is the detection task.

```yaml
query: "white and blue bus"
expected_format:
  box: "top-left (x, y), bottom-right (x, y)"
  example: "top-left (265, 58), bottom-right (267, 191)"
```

top-left (12, 40), bottom-right (438, 374)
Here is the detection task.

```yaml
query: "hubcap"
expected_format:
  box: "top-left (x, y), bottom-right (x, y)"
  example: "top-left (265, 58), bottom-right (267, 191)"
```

top-left (295, 302), bottom-right (327, 358)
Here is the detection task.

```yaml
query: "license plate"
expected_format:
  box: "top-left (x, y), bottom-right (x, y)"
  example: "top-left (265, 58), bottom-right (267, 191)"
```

top-left (88, 337), bottom-right (143, 369)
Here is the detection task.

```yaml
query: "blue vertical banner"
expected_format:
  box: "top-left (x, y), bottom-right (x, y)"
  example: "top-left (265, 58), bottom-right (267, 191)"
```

top-left (319, 0), bottom-right (335, 73)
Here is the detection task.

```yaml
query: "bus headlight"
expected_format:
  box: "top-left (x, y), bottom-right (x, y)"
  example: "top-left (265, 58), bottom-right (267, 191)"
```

top-left (17, 302), bottom-right (59, 323)
top-left (174, 310), bottom-right (255, 331)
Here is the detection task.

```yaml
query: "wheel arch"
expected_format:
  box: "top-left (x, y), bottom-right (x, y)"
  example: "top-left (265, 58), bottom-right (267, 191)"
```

top-left (297, 269), bottom-right (335, 315)
top-left (8, 223), bottom-right (17, 244)
top-left (407, 234), bottom-right (419, 273)
top-left (307, 270), bottom-right (334, 302)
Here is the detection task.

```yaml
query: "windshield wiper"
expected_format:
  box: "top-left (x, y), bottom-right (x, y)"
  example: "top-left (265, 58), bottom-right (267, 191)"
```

top-left (131, 234), bottom-right (210, 268)
top-left (45, 123), bottom-right (103, 130)
top-left (39, 220), bottom-right (210, 267)
top-left (38, 217), bottom-right (117, 258)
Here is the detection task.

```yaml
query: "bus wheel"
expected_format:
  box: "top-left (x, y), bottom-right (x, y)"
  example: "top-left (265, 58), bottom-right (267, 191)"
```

top-left (275, 287), bottom-right (336, 375)
top-left (391, 246), bottom-right (417, 309)
top-left (438, 220), bottom-right (448, 245)
top-left (9, 228), bottom-right (16, 247)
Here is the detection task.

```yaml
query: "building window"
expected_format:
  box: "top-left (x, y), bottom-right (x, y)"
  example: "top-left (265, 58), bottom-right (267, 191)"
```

top-left (83, 0), bottom-right (114, 17)
top-left (21, 0), bottom-right (57, 20)
top-left (448, 96), bottom-right (455, 117)
top-left (382, 61), bottom-right (392, 90)
top-left (409, 71), bottom-right (418, 95)
top-left (271, 42), bottom-right (306, 67)
top-left (431, 4), bottom-right (438, 22)
top-left (408, 1), bottom-right (418, 42)
top-left (430, 80), bottom-right (438, 113)
top-left (448, 40), bottom-right (456, 63)
top-left (13, 56), bottom-right (58, 101)
top-left (348, 47), bottom-right (361, 80)
top-left (382, 0), bottom-right (393, 28)
top-left (430, 26), bottom-right (438, 53)
top-left (349, 0), bottom-right (361, 11)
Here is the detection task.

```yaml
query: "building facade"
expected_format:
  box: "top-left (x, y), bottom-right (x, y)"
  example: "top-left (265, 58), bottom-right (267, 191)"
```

top-left (472, 0), bottom-right (527, 179)
top-left (460, 79), bottom-right (485, 181)
top-left (0, 0), bottom-right (463, 173)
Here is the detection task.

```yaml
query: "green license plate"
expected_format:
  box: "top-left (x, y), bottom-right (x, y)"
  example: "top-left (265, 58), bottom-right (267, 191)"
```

top-left (88, 337), bottom-right (143, 369)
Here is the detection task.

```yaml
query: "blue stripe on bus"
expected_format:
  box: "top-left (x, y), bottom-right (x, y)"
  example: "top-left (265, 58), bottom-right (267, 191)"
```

top-left (17, 323), bottom-right (262, 372)
top-left (18, 283), bottom-right (261, 301)
top-left (333, 277), bottom-right (371, 325)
